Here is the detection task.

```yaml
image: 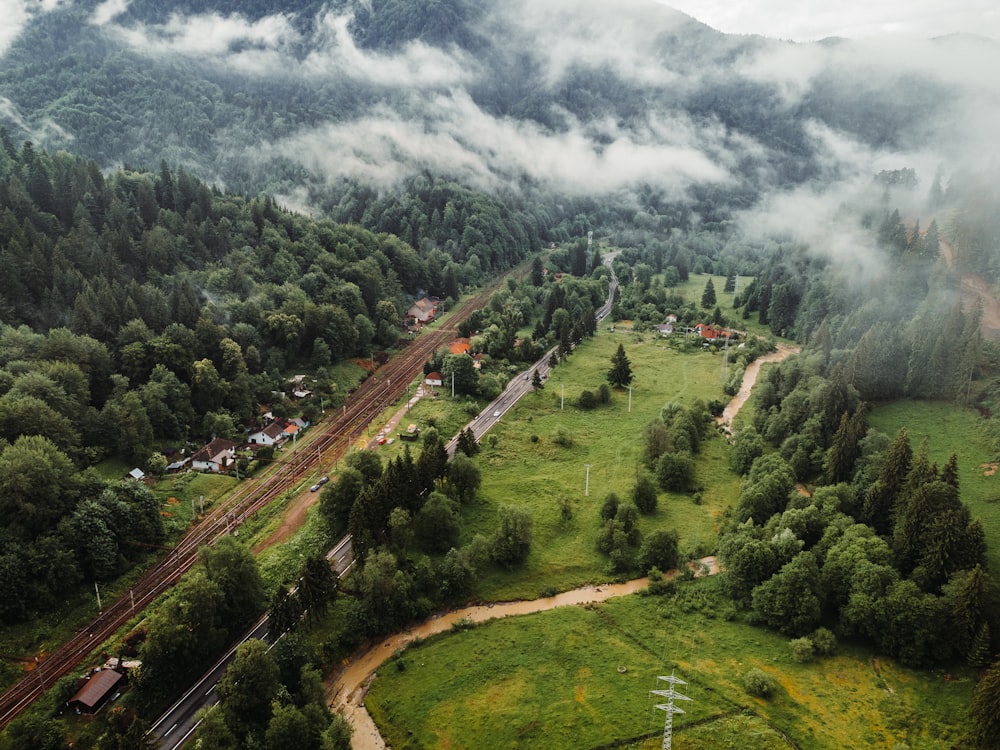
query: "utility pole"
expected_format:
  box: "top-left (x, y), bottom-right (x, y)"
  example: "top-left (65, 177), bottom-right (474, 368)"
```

top-left (628, 386), bottom-right (632, 413)
top-left (561, 383), bottom-right (565, 410)
top-left (94, 582), bottom-right (102, 615)
top-left (651, 672), bottom-right (692, 750)
top-left (585, 464), bottom-right (591, 496)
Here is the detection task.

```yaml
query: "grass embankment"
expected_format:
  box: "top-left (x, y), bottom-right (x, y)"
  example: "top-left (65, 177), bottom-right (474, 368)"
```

top-left (366, 578), bottom-right (973, 750)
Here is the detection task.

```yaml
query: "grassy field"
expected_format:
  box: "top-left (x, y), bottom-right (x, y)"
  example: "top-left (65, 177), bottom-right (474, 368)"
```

top-left (672, 273), bottom-right (775, 337)
top-left (869, 399), bottom-right (1000, 572)
top-left (463, 329), bottom-right (737, 600)
top-left (366, 577), bottom-right (974, 750)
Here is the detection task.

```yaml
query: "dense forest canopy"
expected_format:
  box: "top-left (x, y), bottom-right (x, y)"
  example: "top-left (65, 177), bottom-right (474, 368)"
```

top-left (5, 1), bottom-right (1000, 746)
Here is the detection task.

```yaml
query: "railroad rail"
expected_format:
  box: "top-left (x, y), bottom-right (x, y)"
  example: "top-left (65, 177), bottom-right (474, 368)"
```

top-left (0, 280), bottom-right (501, 730)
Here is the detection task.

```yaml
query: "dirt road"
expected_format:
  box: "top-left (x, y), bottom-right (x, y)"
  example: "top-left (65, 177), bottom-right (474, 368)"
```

top-left (327, 558), bottom-right (718, 750)
top-left (936, 237), bottom-right (1000, 340)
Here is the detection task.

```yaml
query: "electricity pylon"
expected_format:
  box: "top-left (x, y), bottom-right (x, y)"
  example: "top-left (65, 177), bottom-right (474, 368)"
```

top-left (650, 672), bottom-right (692, 750)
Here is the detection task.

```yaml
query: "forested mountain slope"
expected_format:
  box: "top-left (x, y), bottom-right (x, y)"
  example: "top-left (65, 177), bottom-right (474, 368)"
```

top-left (2, 0), bottom-right (996, 228)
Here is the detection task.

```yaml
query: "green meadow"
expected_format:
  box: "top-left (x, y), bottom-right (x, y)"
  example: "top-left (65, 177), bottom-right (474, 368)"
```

top-left (366, 578), bottom-right (974, 750)
top-left (465, 330), bottom-right (736, 600)
top-left (345, 275), bottom-right (1000, 750)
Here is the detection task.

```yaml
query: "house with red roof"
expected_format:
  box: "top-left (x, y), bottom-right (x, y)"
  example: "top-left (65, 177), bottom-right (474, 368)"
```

top-left (406, 297), bottom-right (438, 327)
top-left (694, 323), bottom-right (734, 341)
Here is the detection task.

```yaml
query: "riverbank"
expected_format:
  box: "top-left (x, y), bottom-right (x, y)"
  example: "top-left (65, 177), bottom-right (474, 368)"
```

top-left (326, 558), bottom-right (719, 750)
top-left (716, 342), bottom-right (801, 430)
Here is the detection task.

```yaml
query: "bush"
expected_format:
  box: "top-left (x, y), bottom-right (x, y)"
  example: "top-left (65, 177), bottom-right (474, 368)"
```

top-left (578, 389), bottom-right (597, 409)
top-left (743, 668), bottom-right (778, 698)
top-left (789, 637), bottom-right (815, 663)
top-left (810, 627), bottom-right (837, 656)
top-left (489, 505), bottom-right (533, 568)
top-left (638, 529), bottom-right (680, 573)
top-left (646, 566), bottom-right (677, 596)
top-left (600, 492), bottom-right (621, 521)
top-left (597, 383), bottom-right (612, 404)
top-left (552, 428), bottom-right (574, 447)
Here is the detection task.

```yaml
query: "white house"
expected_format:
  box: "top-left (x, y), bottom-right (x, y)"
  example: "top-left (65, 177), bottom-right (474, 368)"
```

top-left (248, 421), bottom-right (287, 446)
top-left (425, 371), bottom-right (443, 387)
top-left (191, 438), bottom-right (237, 472)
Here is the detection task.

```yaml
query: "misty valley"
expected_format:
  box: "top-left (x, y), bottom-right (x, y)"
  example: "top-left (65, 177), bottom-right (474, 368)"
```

top-left (2, 1), bottom-right (1000, 748)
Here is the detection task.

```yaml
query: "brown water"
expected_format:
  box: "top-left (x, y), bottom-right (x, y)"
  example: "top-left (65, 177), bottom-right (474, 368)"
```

top-left (716, 343), bottom-right (800, 429)
top-left (326, 558), bottom-right (719, 750)
top-left (328, 341), bottom-right (797, 749)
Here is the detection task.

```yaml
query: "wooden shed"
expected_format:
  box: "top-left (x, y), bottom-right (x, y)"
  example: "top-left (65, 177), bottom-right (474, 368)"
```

top-left (68, 669), bottom-right (123, 714)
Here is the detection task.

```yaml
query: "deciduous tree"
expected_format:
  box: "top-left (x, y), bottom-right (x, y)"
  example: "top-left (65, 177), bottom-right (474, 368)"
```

top-left (489, 505), bottom-right (533, 568)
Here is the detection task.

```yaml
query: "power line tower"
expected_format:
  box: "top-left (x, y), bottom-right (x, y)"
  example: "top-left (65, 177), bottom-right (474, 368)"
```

top-left (650, 672), bottom-right (691, 750)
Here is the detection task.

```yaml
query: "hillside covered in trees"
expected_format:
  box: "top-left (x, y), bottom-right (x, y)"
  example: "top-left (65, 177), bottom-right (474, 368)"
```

top-left (5, 0), bottom-right (1000, 747)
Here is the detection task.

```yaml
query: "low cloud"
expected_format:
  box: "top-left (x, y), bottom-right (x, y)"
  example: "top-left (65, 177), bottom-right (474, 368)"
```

top-left (270, 89), bottom-right (731, 197)
top-left (0, 95), bottom-right (73, 147)
top-left (488, 0), bottom-right (693, 88)
top-left (739, 181), bottom-right (889, 280)
top-left (662, 0), bottom-right (1000, 41)
top-left (106, 11), bottom-right (300, 60)
top-left (0, 0), bottom-right (64, 57)
top-left (300, 12), bottom-right (475, 88)
top-left (91, 0), bottom-right (130, 26)
top-left (99, 8), bottom-right (475, 87)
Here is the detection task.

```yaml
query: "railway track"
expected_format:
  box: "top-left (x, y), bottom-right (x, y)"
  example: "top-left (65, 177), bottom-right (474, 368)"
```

top-left (0, 280), bottom-right (500, 731)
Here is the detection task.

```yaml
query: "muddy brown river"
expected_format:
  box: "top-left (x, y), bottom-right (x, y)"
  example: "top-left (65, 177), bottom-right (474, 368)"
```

top-left (328, 339), bottom-right (800, 749)
top-left (326, 559), bottom-right (720, 750)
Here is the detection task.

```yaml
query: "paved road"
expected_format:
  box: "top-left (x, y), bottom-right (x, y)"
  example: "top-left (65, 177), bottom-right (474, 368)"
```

top-left (446, 252), bottom-right (620, 456)
top-left (154, 252), bottom-right (622, 746)
top-left (149, 535), bottom-right (354, 748)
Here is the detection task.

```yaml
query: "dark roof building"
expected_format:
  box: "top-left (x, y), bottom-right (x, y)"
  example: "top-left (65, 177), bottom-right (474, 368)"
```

top-left (68, 669), bottom-right (123, 714)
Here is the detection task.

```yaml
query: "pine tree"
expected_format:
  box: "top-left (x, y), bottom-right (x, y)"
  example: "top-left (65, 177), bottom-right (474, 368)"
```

top-left (825, 412), bottom-right (855, 484)
top-left (969, 621), bottom-right (993, 668)
top-left (607, 343), bottom-right (633, 388)
top-left (531, 369), bottom-right (543, 390)
top-left (861, 428), bottom-right (911, 535)
top-left (701, 278), bottom-right (716, 308)
top-left (941, 453), bottom-right (960, 490)
top-left (530, 256), bottom-right (544, 286)
top-left (972, 657), bottom-right (1000, 746)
